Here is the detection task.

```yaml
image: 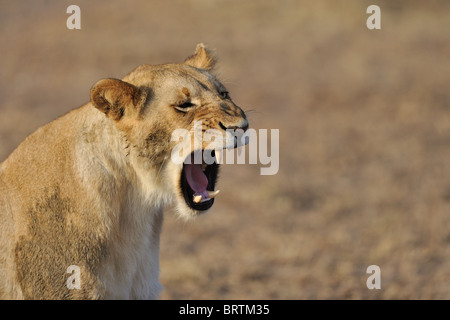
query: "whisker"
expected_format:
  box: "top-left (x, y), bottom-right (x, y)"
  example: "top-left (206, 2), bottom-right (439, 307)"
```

top-left (155, 157), bottom-right (167, 181)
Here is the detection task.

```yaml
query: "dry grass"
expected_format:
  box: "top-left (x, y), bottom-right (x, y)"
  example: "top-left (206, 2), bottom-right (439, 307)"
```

top-left (1, 0), bottom-right (449, 299)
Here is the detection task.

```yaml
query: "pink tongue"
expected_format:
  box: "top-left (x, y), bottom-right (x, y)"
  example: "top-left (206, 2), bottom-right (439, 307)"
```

top-left (184, 163), bottom-right (208, 194)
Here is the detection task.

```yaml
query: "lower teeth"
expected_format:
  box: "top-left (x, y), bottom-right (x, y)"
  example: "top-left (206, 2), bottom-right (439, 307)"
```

top-left (192, 190), bottom-right (220, 204)
top-left (193, 194), bottom-right (203, 203)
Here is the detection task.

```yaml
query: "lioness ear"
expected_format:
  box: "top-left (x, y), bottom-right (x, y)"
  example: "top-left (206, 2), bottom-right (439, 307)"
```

top-left (90, 78), bottom-right (146, 121)
top-left (184, 43), bottom-right (217, 71)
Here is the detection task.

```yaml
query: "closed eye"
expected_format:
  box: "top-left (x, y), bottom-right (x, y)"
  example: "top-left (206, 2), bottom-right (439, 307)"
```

top-left (174, 101), bottom-right (195, 112)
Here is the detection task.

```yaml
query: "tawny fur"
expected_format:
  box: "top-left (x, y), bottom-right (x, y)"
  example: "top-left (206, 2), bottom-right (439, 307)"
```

top-left (0, 44), bottom-right (248, 299)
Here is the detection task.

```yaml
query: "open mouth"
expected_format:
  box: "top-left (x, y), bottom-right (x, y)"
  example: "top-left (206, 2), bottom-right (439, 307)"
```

top-left (180, 150), bottom-right (221, 211)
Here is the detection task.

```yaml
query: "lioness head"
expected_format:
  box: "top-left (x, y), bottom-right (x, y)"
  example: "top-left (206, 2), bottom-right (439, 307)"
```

top-left (90, 44), bottom-right (248, 218)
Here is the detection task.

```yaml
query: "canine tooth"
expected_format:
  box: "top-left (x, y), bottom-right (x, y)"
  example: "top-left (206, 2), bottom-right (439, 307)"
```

top-left (193, 194), bottom-right (202, 203)
top-left (207, 190), bottom-right (220, 199)
top-left (215, 149), bottom-right (222, 164)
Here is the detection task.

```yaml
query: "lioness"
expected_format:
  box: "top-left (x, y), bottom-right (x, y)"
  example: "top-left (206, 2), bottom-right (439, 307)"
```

top-left (0, 44), bottom-right (248, 299)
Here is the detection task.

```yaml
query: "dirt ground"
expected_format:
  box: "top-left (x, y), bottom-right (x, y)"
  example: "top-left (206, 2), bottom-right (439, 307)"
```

top-left (1, 0), bottom-right (449, 299)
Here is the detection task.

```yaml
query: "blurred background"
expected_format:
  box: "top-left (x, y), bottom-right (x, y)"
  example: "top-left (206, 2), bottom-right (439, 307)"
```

top-left (1, 0), bottom-right (449, 299)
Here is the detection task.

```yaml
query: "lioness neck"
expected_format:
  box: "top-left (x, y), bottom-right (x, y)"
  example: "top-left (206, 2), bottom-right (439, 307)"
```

top-left (75, 104), bottom-right (166, 299)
